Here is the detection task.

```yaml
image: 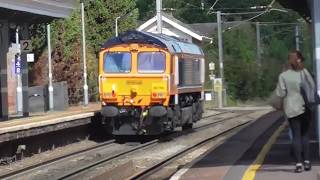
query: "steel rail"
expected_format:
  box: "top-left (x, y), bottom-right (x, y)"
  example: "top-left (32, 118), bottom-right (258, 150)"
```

top-left (56, 139), bottom-right (159, 180)
top-left (195, 110), bottom-right (254, 131)
top-left (1, 109), bottom-right (251, 179)
top-left (129, 121), bottom-right (251, 180)
top-left (0, 140), bottom-right (116, 179)
top-left (58, 110), bottom-right (252, 180)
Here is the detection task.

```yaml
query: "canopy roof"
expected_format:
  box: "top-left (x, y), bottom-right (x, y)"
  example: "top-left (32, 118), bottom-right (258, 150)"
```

top-left (277, 0), bottom-right (311, 22)
top-left (102, 30), bottom-right (204, 56)
top-left (0, 0), bottom-right (76, 23)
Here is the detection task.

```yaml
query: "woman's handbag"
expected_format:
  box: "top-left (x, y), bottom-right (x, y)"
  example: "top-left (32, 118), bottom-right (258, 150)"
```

top-left (300, 70), bottom-right (320, 110)
top-left (268, 90), bottom-right (283, 110)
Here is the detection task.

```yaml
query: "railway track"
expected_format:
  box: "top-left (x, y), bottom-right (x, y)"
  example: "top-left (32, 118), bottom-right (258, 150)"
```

top-left (129, 120), bottom-right (250, 180)
top-left (58, 110), bottom-right (254, 180)
top-left (1, 140), bottom-right (159, 180)
top-left (0, 140), bottom-right (116, 179)
top-left (0, 109), bottom-right (254, 180)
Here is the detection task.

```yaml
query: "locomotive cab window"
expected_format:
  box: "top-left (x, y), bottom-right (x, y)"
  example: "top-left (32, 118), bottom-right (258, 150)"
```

top-left (138, 52), bottom-right (166, 73)
top-left (104, 52), bottom-right (131, 73)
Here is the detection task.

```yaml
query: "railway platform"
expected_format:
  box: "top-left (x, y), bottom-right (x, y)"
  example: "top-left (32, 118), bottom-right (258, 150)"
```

top-left (0, 103), bottom-right (100, 144)
top-left (170, 110), bottom-right (320, 180)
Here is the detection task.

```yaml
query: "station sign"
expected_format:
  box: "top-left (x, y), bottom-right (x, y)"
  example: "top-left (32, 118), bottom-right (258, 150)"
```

top-left (27, 53), bottom-right (35, 62)
top-left (20, 40), bottom-right (32, 53)
top-left (15, 55), bottom-right (22, 74)
top-left (214, 78), bottom-right (223, 92)
top-left (205, 93), bottom-right (212, 101)
top-left (209, 62), bottom-right (215, 71)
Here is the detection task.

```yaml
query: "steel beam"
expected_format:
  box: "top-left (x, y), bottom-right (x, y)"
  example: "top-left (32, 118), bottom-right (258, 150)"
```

top-left (217, 11), bottom-right (224, 108)
top-left (21, 23), bottom-right (29, 117)
top-left (0, 20), bottom-right (9, 120)
top-left (311, 0), bottom-right (320, 156)
top-left (156, 0), bottom-right (162, 34)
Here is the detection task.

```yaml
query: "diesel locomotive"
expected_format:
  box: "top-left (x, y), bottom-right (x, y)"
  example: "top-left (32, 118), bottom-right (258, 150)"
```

top-left (99, 30), bottom-right (205, 135)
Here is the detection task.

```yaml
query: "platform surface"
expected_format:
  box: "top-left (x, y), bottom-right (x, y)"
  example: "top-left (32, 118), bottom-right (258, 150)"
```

top-left (170, 110), bottom-right (320, 180)
top-left (0, 103), bottom-right (100, 134)
top-left (253, 127), bottom-right (320, 180)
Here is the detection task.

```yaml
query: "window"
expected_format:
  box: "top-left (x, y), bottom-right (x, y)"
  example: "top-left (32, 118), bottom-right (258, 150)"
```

top-left (138, 52), bottom-right (166, 73)
top-left (104, 52), bottom-right (131, 73)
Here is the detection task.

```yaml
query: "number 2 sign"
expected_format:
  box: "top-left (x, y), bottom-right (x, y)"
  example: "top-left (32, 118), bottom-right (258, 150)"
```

top-left (20, 40), bottom-right (32, 53)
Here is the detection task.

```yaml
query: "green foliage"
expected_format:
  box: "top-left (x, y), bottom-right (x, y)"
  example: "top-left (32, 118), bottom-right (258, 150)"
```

top-left (203, 22), bottom-right (306, 102)
top-left (86, 0), bottom-right (139, 53)
top-left (51, 9), bottom-right (82, 60)
top-left (30, 0), bottom-right (139, 104)
top-left (29, 0), bottom-right (311, 104)
top-left (136, 0), bottom-right (156, 21)
top-left (224, 25), bottom-right (256, 63)
top-left (29, 24), bottom-right (47, 58)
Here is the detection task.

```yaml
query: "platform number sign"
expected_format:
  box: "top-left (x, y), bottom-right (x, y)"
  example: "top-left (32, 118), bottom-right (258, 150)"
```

top-left (20, 40), bottom-right (32, 53)
top-left (15, 55), bottom-right (22, 74)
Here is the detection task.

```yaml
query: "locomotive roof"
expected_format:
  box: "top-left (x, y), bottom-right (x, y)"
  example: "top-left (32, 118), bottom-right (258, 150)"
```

top-left (102, 30), bottom-right (204, 56)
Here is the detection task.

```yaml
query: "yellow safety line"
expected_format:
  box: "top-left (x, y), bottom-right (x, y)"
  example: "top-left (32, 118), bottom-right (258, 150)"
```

top-left (242, 120), bottom-right (287, 180)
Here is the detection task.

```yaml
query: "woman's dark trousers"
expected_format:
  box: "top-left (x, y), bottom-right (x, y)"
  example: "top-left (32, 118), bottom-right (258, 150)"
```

top-left (288, 112), bottom-right (311, 163)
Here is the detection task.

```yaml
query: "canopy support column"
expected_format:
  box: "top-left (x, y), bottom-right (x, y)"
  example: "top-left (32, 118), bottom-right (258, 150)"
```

top-left (0, 20), bottom-right (9, 120)
top-left (311, 0), bottom-right (320, 156)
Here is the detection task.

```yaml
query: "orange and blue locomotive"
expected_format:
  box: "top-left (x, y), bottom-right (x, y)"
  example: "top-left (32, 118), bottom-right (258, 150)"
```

top-left (99, 30), bottom-right (205, 135)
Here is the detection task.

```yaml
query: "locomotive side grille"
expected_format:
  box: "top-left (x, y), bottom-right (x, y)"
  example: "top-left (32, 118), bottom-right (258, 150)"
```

top-left (178, 59), bottom-right (201, 87)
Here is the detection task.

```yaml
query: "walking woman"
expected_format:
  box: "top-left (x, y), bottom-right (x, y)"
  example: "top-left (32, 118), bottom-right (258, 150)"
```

top-left (276, 50), bottom-right (313, 173)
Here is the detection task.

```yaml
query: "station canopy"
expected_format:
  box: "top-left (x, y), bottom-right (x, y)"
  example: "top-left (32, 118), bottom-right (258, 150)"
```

top-left (102, 30), bottom-right (204, 56)
top-left (0, 0), bottom-right (77, 23)
top-left (277, 0), bottom-right (311, 22)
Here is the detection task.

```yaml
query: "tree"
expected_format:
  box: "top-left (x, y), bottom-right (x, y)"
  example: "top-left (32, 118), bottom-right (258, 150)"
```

top-left (86, 0), bottom-right (139, 54)
top-left (30, 0), bottom-right (139, 104)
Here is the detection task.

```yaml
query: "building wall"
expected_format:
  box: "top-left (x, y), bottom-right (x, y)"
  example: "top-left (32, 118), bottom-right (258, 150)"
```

top-left (143, 22), bottom-right (193, 43)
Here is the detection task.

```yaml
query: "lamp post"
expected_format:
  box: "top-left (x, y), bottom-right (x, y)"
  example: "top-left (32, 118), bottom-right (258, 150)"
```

top-left (47, 24), bottom-right (54, 111)
top-left (295, 25), bottom-right (300, 51)
top-left (15, 27), bottom-right (23, 115)
top-left (256, 22), bottom-right (261, 66)
top-left (115, 16), bottom-right (121, 37)
top-left (80, 0), bottom-right (89, 106)
top-left (115, 12), bottom-right (133, 37)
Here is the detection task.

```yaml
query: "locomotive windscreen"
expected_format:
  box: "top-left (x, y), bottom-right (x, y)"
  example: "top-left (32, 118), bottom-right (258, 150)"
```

top-left (138, 52), bottom-right (166, 73)
top-left (104, 52), bottom-right (131, 73)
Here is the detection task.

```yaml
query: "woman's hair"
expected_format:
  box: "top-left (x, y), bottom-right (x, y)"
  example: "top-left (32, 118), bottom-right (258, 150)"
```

top-left (289, 50), bottom-right (304, 70)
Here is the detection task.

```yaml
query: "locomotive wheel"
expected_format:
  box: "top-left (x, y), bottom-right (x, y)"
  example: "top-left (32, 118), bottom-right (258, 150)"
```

top-left (182, 123), bottom-right (193, 130)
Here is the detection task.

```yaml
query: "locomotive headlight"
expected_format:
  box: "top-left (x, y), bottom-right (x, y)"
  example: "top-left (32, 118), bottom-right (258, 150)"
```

top-left (152, 92), bottom-right (165, 99)
top-left (104, 91), bottom-right (116, 99)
